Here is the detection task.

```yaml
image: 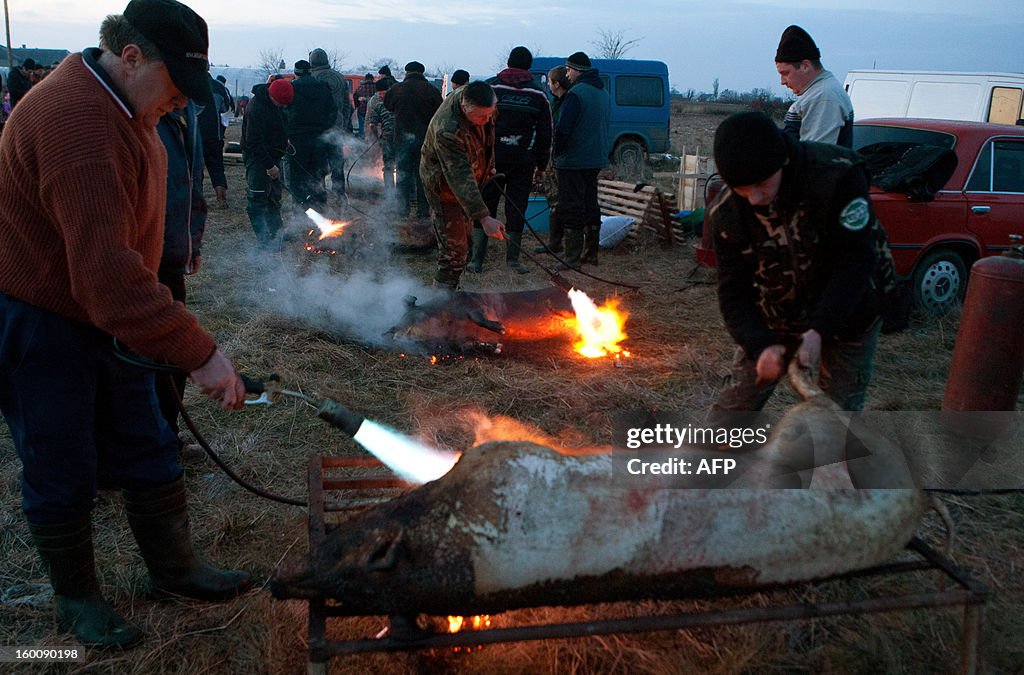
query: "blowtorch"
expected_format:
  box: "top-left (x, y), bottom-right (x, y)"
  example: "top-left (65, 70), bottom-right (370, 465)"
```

top-left (245, 376), bottom-right (458, 484)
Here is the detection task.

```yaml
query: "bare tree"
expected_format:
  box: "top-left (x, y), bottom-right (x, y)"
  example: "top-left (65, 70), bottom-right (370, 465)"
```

top-left (712, 77), bottom-right (720, 100)
top-left (258, 48), bottom-right (285, 78)
top-left (590, 29), bottom-right (641, 59)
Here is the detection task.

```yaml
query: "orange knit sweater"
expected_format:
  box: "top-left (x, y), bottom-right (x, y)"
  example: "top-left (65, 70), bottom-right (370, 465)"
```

top-left (0, 53), bottom-right (216, 371)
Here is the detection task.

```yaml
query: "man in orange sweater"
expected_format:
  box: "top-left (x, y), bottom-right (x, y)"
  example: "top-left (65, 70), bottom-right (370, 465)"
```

top-left (0, 0), bottom-right (250, 648)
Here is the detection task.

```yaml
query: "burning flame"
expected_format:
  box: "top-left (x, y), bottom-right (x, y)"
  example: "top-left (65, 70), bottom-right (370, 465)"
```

top-left (305, 208), bottom-right (348, 240)
top-left (566, 288), bottom-right (629, 358)
top-left (447, 614), bottom-right (491, 652)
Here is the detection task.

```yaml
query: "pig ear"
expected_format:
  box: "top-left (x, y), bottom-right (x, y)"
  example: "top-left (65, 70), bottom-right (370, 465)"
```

top-left (366, 529), bottom-right (406, 572)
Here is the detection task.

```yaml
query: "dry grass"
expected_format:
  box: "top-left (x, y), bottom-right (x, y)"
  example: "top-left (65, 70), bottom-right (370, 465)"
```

top-left (1, 123), bottom-right (1022, 674)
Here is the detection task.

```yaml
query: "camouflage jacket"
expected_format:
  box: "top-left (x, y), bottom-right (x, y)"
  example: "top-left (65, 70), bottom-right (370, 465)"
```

top-left (709, 135), bottom-right (895, 359)
top-left (419, 88), bottom-right (495, 221)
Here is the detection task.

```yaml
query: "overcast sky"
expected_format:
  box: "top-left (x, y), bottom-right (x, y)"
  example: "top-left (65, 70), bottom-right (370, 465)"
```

top-left (5, 0), bottom-right (1021, 95)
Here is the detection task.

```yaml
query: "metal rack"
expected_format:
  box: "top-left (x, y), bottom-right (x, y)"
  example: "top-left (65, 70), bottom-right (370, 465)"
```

top-left (299, 455), bottom-right (987, 674)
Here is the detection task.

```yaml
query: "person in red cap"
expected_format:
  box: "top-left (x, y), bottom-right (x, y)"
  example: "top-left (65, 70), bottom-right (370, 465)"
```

top-left (774, 24), bottom-right (855, 147)
top-left (0, 0), bottom-right (251, 648)
top-left (707, 112), bottom-right (896, 417)
top-left (241, 78), bottom-right (292, 247)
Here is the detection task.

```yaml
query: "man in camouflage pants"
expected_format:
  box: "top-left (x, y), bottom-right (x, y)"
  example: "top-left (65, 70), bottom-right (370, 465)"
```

top-left (707, 112), bottom-right (896, 413)
top-left (420, 81), bottom-right (505, 288)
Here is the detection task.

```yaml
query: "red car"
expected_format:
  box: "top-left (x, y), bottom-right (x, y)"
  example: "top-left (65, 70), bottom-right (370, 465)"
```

top-left (695, 119), bottom-right (1024, 314)
top-left (855, 118), bottom-right (1024, 314)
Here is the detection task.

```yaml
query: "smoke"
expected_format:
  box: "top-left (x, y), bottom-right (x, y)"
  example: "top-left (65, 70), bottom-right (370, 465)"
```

top-left (255, 261), bottom-right (442, 347)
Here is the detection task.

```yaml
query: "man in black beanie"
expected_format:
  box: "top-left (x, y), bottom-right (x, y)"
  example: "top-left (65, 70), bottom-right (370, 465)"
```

top-left (552, 50), bottom-right (609, 268)
top-left (774, 24), bottom-right (854, 147)
top-left (477, 46), bottom-right (552, 274)
top-left (707, 112), bottom-right (896, 415)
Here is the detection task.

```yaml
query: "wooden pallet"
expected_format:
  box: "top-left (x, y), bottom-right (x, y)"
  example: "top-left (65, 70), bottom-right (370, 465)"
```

top-left (597, 179), bottom-right (676, 244)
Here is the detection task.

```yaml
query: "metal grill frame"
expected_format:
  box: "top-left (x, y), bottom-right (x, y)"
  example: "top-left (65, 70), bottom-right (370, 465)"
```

top-left (300, 455), bottom-right (987, 674)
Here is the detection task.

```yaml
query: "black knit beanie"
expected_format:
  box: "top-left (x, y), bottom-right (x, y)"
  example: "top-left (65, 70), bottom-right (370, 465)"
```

top-left (775, 25), bottom-right (820, 63)
top-left (404, 61), bottom-right (425, 74)
top-left (451, 69), bottom-right (469, 85)
top-left (294, 60), bottom-right (311, 76)
top-left (566, 51), bottom-right (592, 71)
top-left (507, 46), bottom-right (533, 70)
top-left (713, 112), bottom-right (788, 187)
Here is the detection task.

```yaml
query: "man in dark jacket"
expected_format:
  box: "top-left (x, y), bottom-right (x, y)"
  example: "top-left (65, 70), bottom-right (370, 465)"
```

top-left (420, 81), bottom-right (505, 289)
top-left (7, 58), bottom-right (35, 108)
top-left (708, 112), bottom-right (896, 414)
top-left (242, 79), bottom-right (292, 246)
top-left (475, 46), bottom-right (552, 274)
top-left (156, 101), bottom-right (206, 452)
top-left (310, 48), bottom-right (352, 202)
top-left (198, 72), bottom-right (232, 208)
top-left (286, 60), bottom-right (337, 211)
top-left (552, 51), bottom-right (610, 268)
top-left (385, 61), bottom-right (443, 218)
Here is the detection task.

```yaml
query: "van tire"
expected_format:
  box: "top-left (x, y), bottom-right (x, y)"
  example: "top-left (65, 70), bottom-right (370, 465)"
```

top-left (612, 140), bottom-right (646, 181)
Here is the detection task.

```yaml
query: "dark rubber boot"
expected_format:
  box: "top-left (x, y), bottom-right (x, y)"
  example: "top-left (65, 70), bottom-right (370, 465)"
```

top-left (505, 232), bottom-right (530, 274)
top-left (553, 228), bottom-right (585, 270)
top-left (534, 210), bottom-right (563, 254)
top-left (581, 224), bottom-right (600, 265)
top-left (29, 517), bottom-right (142, 648)
top-left (466, 228), bottom-right (487, 274)
top-left (123, 478), bottom-right (252, 602)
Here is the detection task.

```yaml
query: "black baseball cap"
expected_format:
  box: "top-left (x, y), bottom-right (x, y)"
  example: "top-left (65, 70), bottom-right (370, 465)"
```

top-left (123, 0), bottom-right (212, 105)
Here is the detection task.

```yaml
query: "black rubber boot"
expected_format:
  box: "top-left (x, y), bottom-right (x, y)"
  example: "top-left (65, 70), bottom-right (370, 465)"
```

top-left (466, 228), bottom-right (487, 273)
top-left (581, 223), bottom-right (600, 265)
top-left (554, 228), bottom-right (585, 270)
top-left (534, 210), bottom-right (563, 254)
top-left (29, 517), bottom-right (142, 648)
top-left (505, 232), bottom-right (530, 274)
top-left (123, 478), bottom-right (252, 601)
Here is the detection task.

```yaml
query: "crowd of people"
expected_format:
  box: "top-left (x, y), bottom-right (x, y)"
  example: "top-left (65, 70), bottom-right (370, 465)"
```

top-left (0, 0), bottom-right (895, 651)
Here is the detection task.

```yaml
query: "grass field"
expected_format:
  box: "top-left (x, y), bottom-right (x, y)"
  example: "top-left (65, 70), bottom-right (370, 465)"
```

top-left (1, 121), bottom-right (1022, 674)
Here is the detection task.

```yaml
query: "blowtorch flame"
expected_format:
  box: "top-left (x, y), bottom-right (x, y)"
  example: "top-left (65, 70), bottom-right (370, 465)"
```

top-left (566, 288), bottom-right (629, 358)
top-left (353, 420), bottom-right (460, 484)
top-left (305, 208), bottom-right (348, 240)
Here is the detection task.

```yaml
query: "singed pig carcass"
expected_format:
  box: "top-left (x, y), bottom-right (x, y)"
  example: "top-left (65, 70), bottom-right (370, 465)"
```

top-left (272, 371), bottom-right (926, 616)
top-left (385, 286), bottom-right (574, 354)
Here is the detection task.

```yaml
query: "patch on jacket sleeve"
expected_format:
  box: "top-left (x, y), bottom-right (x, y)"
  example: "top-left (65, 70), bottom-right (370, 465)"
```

top-left (839, 197), bottom-right (870, 231)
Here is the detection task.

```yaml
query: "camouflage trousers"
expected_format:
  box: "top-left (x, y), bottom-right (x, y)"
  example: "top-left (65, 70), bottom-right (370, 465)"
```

top-left (432, 200), bottom-right (472, 288)
top-left (712, 319), bottom-right (882, 414)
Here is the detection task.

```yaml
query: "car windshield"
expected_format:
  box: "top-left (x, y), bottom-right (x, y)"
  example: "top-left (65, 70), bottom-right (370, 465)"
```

top-left (852, 125), bottom-right (955, 152)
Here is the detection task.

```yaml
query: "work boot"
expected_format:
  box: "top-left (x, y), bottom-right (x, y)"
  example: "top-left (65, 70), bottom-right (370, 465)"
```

top-left (466, 228), bottom-right (487, 274)
top-left (29, 516), bottom-right (142, 648)
top-left (505, 232), bottom-right (530, 274)
top-left (123, 478), bottom-right (252, 602)
top-left (581, 224), bottom-right (600, 265)
top-left (553, 228), bottom-right (585, 271)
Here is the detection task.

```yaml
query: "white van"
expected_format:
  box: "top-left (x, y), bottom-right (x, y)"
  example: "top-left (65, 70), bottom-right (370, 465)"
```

top-left (843, 70), bottom-right (1024, 125)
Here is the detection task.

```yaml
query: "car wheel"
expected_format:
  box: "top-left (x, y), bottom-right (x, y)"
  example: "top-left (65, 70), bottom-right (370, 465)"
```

top-left (612, 140), bottom-right (645, 181)
top-left (912, 249), bottom-right (967, 314)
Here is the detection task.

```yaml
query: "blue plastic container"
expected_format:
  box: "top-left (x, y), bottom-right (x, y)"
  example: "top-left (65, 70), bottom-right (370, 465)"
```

top-left (524, 196), bottom-right (550, 233)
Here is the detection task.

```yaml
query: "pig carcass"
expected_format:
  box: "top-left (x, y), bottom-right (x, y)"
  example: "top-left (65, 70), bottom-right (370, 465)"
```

top-left (384, 286), bottom-right (574, 354)
top-left (273, 380), bottom-right (926, 616)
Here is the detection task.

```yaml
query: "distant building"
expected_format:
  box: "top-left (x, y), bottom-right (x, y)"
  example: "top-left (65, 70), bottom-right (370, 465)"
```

top-left (1, 46), bottom-right (71, 68)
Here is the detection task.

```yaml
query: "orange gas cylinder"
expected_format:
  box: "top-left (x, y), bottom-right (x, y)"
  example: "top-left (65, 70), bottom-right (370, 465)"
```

top-left (942, 236), bottom-right (1024, 411)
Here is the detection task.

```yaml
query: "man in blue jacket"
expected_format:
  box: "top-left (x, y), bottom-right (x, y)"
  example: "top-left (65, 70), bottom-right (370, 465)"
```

top-left (552, 51), bottom-right (610, 268)
top-left (156, 101), bottom-right (207, 454)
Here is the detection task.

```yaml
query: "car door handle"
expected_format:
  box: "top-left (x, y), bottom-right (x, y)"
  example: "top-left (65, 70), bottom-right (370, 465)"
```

top-left (970, 205), bottom-right (991, 214)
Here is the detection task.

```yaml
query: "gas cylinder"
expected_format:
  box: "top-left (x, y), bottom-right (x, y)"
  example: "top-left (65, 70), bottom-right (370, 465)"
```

top-left (942, 235), bottom-right (1024, 411)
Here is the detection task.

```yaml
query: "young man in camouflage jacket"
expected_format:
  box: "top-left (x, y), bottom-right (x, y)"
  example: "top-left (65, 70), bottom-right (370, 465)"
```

top-left (708, 112), bottom-right (896, 413)
top-left (419, 81), bottom-right (505, 288)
